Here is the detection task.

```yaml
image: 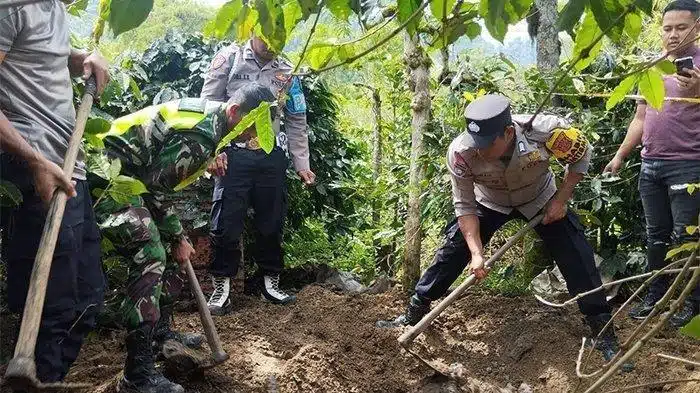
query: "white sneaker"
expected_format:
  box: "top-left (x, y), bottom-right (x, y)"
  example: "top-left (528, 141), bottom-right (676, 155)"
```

top-left (261, 275), bottom-right (296, 304)
top-left (207, 276), bottom-right (231, 315)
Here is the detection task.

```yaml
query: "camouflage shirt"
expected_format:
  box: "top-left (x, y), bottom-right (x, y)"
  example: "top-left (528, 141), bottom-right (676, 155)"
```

top-left (98, 98), bottom-right (228, 241)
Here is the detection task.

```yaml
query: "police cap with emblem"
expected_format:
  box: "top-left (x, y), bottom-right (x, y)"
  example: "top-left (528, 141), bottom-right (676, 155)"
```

top-left (463, 95), bottom-right (513, 148)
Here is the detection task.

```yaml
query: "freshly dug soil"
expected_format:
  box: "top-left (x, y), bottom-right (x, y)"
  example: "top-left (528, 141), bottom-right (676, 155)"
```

top-left (2, 281), bottom-right (699, 393)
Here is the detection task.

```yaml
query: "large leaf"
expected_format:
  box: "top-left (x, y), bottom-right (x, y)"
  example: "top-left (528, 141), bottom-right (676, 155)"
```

top-left (109, 175), bottom-right (148, 204)
top-left (67, 0), bottom-right (89, 16)
top-left (283, 0), bottom-right (304, 39)
top-left (558, 0), bottom-right (587, 32)
top-left (572, 10), bottom-right (603, 72)
top-left (109, 158), bottom-right (122, 179)
top-left (431, 0), bottom-right (456, 21)
top-left (85, 118), bottom-right (112, 135)
top-left (655, 59), bottom-right (676, 74)
top-left (638, 68), bottom-right (665, 110)
top-left (623, 11), bottom-right (642, 41)
top-left (589, 0), bottom-right (625, 42)
top-left (307, 44), bottom-right (338, 69)
top-left (297, 0), bottom-right (318, 18)
top-left (108, 0), bottom-right (154, 37)
top-left (203, 0), bottom-right (244, 39)
top-left (328, 0), bottom-right (353, 21)
top-left (0, 180), bottom-right (22, 207)
top-left (216, 102), bottom-right (275, 153)
top-left (88, 153), bottom-right (113, 180)
top-left (479, 0), bottom-right (533, 42)
top-left (606, 74), bottom-right (639, 110)
top-left (255, 0), bottom-right (288, 53)
top-left (680, 315), bottom-right (700, 339)
top-left (398, 0), bottom-right (423, 37)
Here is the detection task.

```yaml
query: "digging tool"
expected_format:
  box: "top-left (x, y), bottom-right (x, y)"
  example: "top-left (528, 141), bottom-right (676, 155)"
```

top-left (2, 78), bottom-right (97, 392)
top-left (397, 214), bottom-right (544, 376)
top-left (162, 259), bottom-right (229, 373)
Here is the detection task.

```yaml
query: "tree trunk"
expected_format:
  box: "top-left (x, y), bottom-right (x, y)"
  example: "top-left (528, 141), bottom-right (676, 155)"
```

top-left (401, 33), bottom-right (430, 291)
top-left (535, 0), bottom-right (562, 106)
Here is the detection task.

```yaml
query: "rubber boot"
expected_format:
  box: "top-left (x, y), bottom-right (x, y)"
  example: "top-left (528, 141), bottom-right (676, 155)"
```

top-left (376, 294), bottom-right (431, 328)
top-left (585, 313), bottom-right (634, 372)
top-left (117, 325), bottom-right (185, 393)
top-left (154, 304), bottom-right (204, 349)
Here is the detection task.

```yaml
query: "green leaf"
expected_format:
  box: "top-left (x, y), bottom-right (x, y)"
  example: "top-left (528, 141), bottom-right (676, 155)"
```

top-left (465, 22), bottom-right (481, 39)
top-left (558, 0), bottom-right (587, 32)
top-left (499, 53), bottom-right (516, 70)
top-left (638, 68), bottom-right (665, 110)
top-left (283, 0), bottom-right (304, 39)
top-left (337, 43), bottom-right (356, 62)
top-left (687, 226), bottom-right (698, 235)
top-left (255, 0), bottom-right (288, 53)
top-left (430, 0), bottom-right (456, 21)
top-left (108, 0), bottom-right (154, 37)
top-left (0, 180), bottom-right (23, 207)
top-left (85, 134), bottom-right (105, 149)
top-left (573, 10), bottom-right (603, 72)
top-left (623, 11), bottom-right (641, 40)
top-left (328, 0), bottom-right (353, 21)
top-left (589, 0), bottom-right (625, 42)
top-left (307, 44), bottom-right (338, 69)
top-left (297, 0), bottom-right (318, 18)
top-left (655, 59), bottom-right (676, 74)
top-left (109, 175), bottom-right (148, 204)
top-left (109, 159), bottom-right (122, 179)
top-left (665, 242), bottom-right (698, 259)
top-left (479, 0), bottom-right (533, 42)
top-left (637, 0), bottom-right (653, 15)
top-left (129, 78), bottom-right (143, 101)
top-left (85, 118), bottom-right (111, 135)
top-left (203, 0), bottom-right (244, 39)
top-left (680, 315), bottom-right (700, 339)
top-left (88, 153), bottom-right (112, 180)
top-left (689, 184), bottom-right (697, 194)
top-left (216, 102), bottom-right (274, 153)
top-left (606, 74), bottom-right (639, 110)
top-left (398, 0), bottom-right (423, 37)
top-left (67, 0), bottom-right (89, 16)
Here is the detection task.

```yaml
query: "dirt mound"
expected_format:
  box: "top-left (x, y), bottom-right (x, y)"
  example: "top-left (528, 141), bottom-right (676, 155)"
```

top-left (3, 283), bottom-right (699, 393)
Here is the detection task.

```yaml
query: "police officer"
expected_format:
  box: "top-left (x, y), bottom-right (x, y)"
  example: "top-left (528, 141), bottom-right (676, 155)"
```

top-left (381, 95), bottom-right (628, 365)
top-left (201, 35), bottom-right (314, 312)
top-left (93, 84), bottom-right (276, 393)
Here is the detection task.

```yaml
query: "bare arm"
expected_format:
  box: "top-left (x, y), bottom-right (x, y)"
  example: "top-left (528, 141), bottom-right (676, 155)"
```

top-left (457, 214), bottom-right (487, 279)
top-left (615, 103), bottom-right (645, 160)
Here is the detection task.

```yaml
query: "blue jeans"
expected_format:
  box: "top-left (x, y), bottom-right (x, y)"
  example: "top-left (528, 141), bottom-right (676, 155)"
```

top-left (638, 159), bottom-right (700, 303)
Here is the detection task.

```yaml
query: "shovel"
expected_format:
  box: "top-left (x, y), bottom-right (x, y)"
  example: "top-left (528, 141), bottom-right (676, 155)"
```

top-left (162, 259), bottom-right (229, 374)
top-left (3, 78), bottom-right (97, 392)
top-left (397, 215), bottom-right (543, 376)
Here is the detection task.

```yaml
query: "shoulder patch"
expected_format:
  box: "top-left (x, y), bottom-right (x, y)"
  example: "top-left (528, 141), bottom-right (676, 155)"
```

top-left (545, 127), bottom-right (588, 164)
top-left (285, 77), bottom-right (307, 114)
top-left (211, 54), bottom-right (227, 71)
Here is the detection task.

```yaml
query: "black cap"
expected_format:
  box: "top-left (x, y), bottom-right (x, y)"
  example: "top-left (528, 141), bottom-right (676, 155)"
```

top-left (463, 95), bottom-right (513, 148)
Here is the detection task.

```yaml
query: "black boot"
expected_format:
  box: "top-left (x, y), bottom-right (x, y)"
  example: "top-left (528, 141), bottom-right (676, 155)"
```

top-left (154, 305), bottom-right (204, 349)
top-left (628, 291), bottom-right (663, 320)
top-left (585, 314), bottom-right (634, 372)
top-left (376, 295), bottom-right (431, 328)
top-left (669, 299), bottom-right (699, 328)
top-left (118, 325), bottom-right (185, 393)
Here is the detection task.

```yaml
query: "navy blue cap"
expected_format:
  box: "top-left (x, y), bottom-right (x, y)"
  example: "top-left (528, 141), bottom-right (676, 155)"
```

top-left (463, 95), bottom-right (513, 148)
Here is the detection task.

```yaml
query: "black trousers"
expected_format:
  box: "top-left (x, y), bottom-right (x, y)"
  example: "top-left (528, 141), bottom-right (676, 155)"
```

top-left (209, 147), bottom-right (288, 277)
top-left (415, 204), bottom-right (611, 316)
top-left (1, 155), bottom-right (105, 383)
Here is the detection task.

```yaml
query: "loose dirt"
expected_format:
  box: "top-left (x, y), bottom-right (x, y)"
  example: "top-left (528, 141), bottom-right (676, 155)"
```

top-left (2, 279), bottom-right (699, 393)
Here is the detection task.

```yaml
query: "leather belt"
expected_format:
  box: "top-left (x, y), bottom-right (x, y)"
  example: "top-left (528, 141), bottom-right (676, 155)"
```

top-left (234, 137), bottom-right (261, 150)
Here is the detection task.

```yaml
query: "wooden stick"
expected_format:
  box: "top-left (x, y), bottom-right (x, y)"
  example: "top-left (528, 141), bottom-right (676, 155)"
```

top-left (602, 378), bottom-right (700, 393)
top-left (398, 215), bottom-right (543, 346)
top-left (183, 260), bottom-right (228, 364)
top-left (656, 353), bottom-right (700, 367)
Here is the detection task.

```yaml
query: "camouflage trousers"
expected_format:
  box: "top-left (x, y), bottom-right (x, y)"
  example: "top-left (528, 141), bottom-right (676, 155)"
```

top-left (95, 196), bottom-right (185, 331)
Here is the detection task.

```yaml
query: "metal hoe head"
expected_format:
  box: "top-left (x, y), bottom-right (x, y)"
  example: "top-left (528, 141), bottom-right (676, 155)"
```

top-left (3, 357), bottom-right (91, 392)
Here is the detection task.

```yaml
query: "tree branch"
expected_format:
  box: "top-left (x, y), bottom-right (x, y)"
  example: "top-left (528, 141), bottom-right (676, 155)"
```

top-left (296, 1), bottom-right (431, 76)
top-left (602, 379), bottom-right (700, 393)
top-left (293, 0), bottom-right (326, 74)
top-left (526, 2), bottom-right (639, 128)
top-left (656, 353), bottom-right (700, 367)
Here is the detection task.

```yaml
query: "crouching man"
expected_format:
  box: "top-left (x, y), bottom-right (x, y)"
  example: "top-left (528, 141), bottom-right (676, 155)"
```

top-left (380, 95), bottom-right (629, 367)
top-left (92, 84), bottom-right (276, 393)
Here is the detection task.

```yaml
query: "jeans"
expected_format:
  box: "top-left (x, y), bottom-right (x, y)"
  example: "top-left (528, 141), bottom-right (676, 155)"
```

top-left (638, 159), bottom-right (700, 303)
top-left (1, 154), bottom-right (105, 382)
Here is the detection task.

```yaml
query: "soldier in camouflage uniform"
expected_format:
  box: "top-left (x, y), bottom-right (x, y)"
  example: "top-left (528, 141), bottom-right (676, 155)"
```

top-left (91, 84), bottom-right (277, 393)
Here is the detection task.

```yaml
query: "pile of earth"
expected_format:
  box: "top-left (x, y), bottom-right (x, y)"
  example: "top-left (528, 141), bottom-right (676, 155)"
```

top-left (2, 274), bottom-right (699, 393)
